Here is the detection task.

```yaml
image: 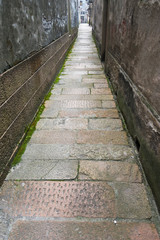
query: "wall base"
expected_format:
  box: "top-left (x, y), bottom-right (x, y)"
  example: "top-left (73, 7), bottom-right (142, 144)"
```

top-left (0, 29), bottom-right (78, 182)
top-left (106, 52), bottom-right (160, 211)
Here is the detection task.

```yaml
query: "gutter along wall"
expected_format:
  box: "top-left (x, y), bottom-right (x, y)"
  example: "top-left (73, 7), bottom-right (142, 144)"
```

top-left (92, 0), bottom-right (160, 210)
top-left (0, 0), bottom-right (78, 180)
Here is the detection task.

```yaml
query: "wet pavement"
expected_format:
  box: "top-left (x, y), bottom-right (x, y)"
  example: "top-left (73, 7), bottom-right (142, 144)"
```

top-left (0, 24), bottom-right (160, 240)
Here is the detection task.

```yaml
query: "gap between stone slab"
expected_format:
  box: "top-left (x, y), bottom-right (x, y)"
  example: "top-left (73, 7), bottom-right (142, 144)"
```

top-left (7, 216), bottom-right (155, 224)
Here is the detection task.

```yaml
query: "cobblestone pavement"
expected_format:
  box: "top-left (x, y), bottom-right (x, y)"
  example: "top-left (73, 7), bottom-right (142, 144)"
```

top-left (1, 24), bottom-right (160, 239)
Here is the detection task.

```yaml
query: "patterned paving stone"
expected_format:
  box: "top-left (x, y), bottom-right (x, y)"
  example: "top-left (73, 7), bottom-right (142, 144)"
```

top-left (114, 183), bottom-right (152, 219)
top-left (30, 130), bottom-right (76, 144)
top-left (79, 160), bottom-right (142, 182)
top-left (89, 119), bottom-right (123, 130)
top-left (36, 118), bottom-right (88, 130)
top-left (62, 88), bottom-right (90, 95)
top-left (7, 160), bottom-right (78, 180)
top-left (8, 221), bottom-right (160, 240)
top-left (77, 130), bottom-right (128, 145)
top-left (1, 181), bottom-right (116, 218)
top-left (59, 109), bottom-right (119, 118)
top-left (69, 144), bottom-right (135, 161)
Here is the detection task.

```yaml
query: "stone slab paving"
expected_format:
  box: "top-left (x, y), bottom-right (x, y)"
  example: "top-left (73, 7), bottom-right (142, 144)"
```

top-left (8, 221), bottom-right (160, 240)
top-left (1, 24), bottom-right (159, 239)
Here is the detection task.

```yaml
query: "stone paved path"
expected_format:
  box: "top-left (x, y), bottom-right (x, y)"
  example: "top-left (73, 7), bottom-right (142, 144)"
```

top-left (1, 24), bottom-right (160, 240)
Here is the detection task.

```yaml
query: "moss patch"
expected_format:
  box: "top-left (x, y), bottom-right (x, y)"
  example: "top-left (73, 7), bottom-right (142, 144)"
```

top-left (11, 104), bottom-right (45, 166)
top-left (12, 39), bottom-right (75, 167)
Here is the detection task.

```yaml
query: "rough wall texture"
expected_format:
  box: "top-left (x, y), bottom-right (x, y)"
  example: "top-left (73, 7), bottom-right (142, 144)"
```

top-left (0, 0), bottom-right (78, 180)
top-left (105, 0), bottom-right (160, 210)
top-left (70, 0), bottom-right (79, 28)
top-left (92, 0), bottom-right (160, 210)
top-left (0, 0), bottom-right (69, 74)
top-left (92, 0), bottom-right (103, 52)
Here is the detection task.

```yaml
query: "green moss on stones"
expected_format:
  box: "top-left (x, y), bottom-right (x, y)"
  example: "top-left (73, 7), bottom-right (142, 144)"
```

top-left (11, 103), bottom-right (45, 167)
top-left (12, 39), bottom-right (75, 167)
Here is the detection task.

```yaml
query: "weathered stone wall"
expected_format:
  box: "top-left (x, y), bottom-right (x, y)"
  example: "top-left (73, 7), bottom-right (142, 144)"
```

top-left (0, 0), bottom-right (78, 180)
top-left (0, 0), bottom-right (69, 74)
top-left (92, 0), bottom-right (103, 53)
top-left (93, 0), bottom-right (160, 210)
top-left (70, 0), bottom-right (79, 28)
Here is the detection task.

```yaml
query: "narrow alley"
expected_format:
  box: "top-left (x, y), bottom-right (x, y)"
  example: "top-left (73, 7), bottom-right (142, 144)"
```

top-left (0, 25), bottom-right (160, 239)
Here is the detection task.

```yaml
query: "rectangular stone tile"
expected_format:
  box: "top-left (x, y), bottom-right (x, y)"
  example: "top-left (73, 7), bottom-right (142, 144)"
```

top-left (102, 101), bottom-right (116, 108)
top-left (79, 161), bottom-right (142, 183)
top-left (41, 109), bottom-right (59, 118)
top-left (82, 78), bottom-right (107, 83)
top-left (89, 119), bottom-right (123, 130)
top-left (72, 50), bottom-right (97, 53)
top-left (7, 160), bottom-right (78, 180)
top-left (69, 144), bottom-right (135, 161)
top-left (36, 119), bottom-right (88, 130)
top-left (57, 79), bottom-right (82, 84)
top-left (8, 221), bottom-right (160, 240)
top-left (22, 144), bottom-right (70, 160)
top-left (59, 75), bottom-right (82, 81)
top-left (77, 130), bottom-right (128, 145)
top-left (65, 66), bottom-right (102, 71)
top-left (45, 100), bottom-right (102, 109)
top-left (1, 181), bottom-right (115, 218)
top-left (30, 130), bottom-right (76, 144)
top-left (51, 94), bottom-right (112, 101)
top-left (59, 109), bottom-right (119, 119)
top-left (67, 59), bottom-right (101, 64)
top-left (91, 89), bottom-right (112, 95)
top-left (65, 64), bottom-right (102, 69)
top-left (94, 83), bottom-right (110, 89)
top-left (54, 83), bottom-right (93, 88)
top-left (85, 65), bottom-right (102, 69)
top-left (89, 71), bottom-right (104, 75)
top-left (62, 70), bottom-right (88, 75)
top-left (83, 74), bottom-right (106, 79)
top-left (113, 183), bottom-right (152, 219)
top-left (62, 88), bottom-right (90, 95)
top-left (64, 118), bottom-right (88, 130)
top-left (51, 88), bottom-right (62, 95)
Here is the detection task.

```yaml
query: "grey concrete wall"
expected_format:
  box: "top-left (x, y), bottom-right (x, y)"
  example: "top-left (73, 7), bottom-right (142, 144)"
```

top-left (0, 0), bottom-right (78, 181)
top-left (104, 0), bottom-right (160, 210)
